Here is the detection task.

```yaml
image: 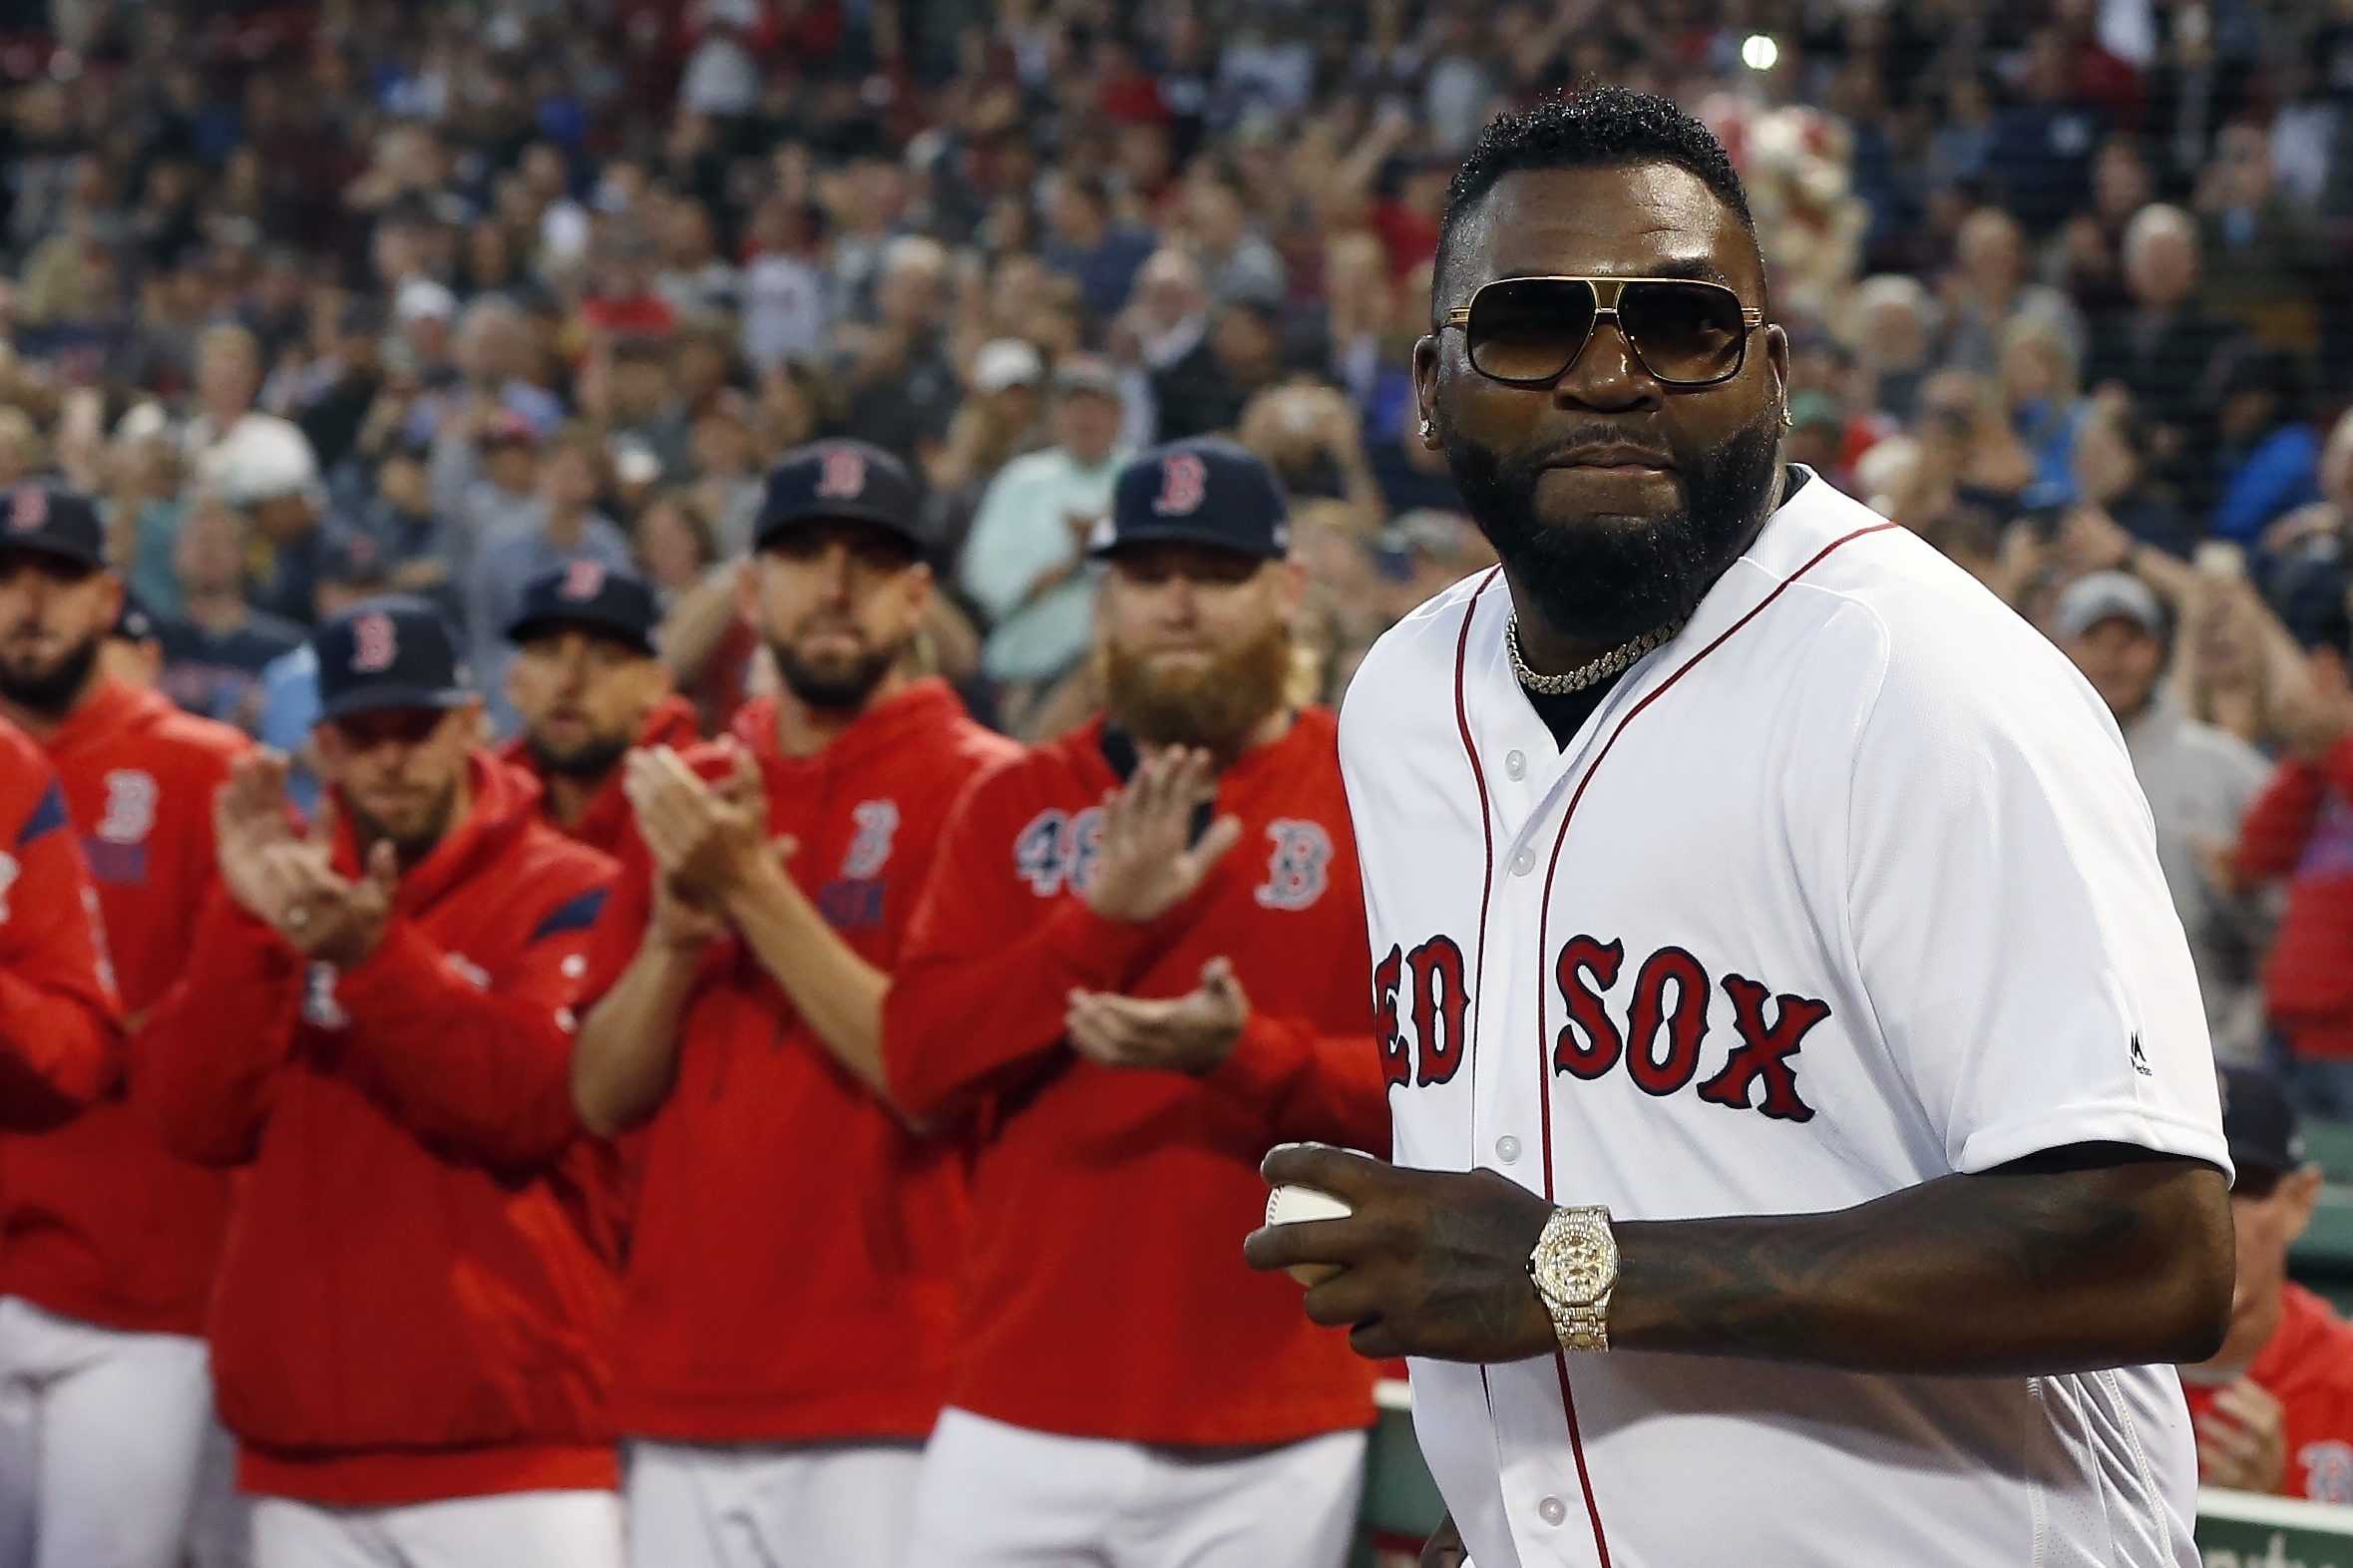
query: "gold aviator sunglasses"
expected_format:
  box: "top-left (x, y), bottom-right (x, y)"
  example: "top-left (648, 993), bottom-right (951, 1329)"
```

top-left (1442, 275), bottom-right (1766, 389)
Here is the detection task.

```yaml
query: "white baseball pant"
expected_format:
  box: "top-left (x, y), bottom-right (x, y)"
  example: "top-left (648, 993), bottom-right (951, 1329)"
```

top-left (185, 1416), bottom-right (253, 1568)
top-left (0, 1295), bottom-right (213, 1568)
top-left (626, 1437), bottom-right (926, 1567)
top-left (903, 1408), bottom-right (1366, 1568)
top-left (248, 1490), bottom-right (623, 1568)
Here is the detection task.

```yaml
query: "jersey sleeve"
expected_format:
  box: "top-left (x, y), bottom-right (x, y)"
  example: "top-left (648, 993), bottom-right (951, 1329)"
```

top-left (0, 773), bottom-right (122, 1128)
top-left (133, 887), bottom-right (303, 1166)
top-left (330, 867), bottom-right (612, 1173)
top-left (884, 767), bottom-right (1161, 1126)
top-left (1843, 616), bottom-right (2230, 1177)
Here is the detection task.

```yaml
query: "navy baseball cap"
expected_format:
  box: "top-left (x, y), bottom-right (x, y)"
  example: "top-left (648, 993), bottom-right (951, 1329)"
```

top-left (2218, 1064), bottom-right (2304, 1181)
top-left (1094, 438), bottom-right (1290, 562)
top-left (505, 560), bottom-right (660, 656)
top-left (0, 484), bottom-right (107, 571)
top-left (752, 439), bottom-right (925, 555)
top-left (313, 595), bottom-right (471, 722)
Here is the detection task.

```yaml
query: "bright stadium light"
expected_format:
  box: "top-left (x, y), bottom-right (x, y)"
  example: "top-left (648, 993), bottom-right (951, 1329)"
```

top-left (1741, 34), bottom-right (1779, 71)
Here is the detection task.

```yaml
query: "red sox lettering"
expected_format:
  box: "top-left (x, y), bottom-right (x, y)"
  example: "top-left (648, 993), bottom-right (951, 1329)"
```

top-left (1378, 931), bottom-right (1832, 1119)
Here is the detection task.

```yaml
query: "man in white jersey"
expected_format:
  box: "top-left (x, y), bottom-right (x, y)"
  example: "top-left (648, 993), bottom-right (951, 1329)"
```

top-left (1246, 88), bottom-right (2234, 1568)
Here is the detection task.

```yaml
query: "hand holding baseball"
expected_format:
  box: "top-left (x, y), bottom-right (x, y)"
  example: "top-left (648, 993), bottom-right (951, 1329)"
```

top-left (1243, 1143), bottom-right (1559, 1364)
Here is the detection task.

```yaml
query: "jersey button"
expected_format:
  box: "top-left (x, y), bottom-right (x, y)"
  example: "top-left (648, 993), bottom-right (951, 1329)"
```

top-left (1496, 1135), bottom-right (1522, 1163)
top-left (1510, 847), bottom-right (1536, 876)
top-left (1504, 748), bottom-right (1526, 780)
top-left (1538, 1497), bottom-right (1568, 1526)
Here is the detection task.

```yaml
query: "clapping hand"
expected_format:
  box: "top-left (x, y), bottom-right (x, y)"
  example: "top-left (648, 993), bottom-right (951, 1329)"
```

top-left (1066, 957), bottom-right (1250, 1074)
top-left (1082, 746), bottom-right (1242, 926)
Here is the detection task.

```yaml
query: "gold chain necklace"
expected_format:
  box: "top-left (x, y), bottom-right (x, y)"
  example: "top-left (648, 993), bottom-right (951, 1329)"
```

top-left (1504, 612), bottom-right (1685, 696)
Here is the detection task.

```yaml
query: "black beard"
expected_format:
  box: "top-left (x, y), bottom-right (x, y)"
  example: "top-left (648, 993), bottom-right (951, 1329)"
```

top-left (772, 639), bottom-right (900, 713)
top-left (343, 785), bottom-right (460, 867)
top-left (0, 632), bottom-right (100, 717)
top-left (526, 729), bottom-right (631, 783)
top-left (1446, 416), bottom-right (1784, 646)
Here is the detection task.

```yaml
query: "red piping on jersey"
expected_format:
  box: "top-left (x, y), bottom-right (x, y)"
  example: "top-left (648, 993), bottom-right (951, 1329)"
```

top-left (1451, 569), bottom-right (1505, 1107)
top-left (1527, 518), bottom-right (1901, 1568)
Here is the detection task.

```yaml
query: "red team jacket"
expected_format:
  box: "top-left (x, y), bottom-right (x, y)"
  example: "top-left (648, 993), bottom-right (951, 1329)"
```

top-left (497, 693), bottom-right (702, 858)
top-left (136, 753), bottom-right (622, 1506)
top-left (3, 679), bottom-right (243, 1336)
top-left (0, 716), bottom-right (118, 1129)
top-left (2237, 737), bottom-right (2353, 1058)
top-left (587, 677), bottom-right (1017, 1442)
top-left (2186, 1283), bottom-right (2353, 1502)
top-left (884, 708), bottom-right (1387, 1445)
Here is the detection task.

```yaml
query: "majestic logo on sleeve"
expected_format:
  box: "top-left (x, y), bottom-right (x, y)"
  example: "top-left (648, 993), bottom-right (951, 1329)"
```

top-left (1252, 820), bottom-right (1332, 912)
top-left (2303, 1441), bottom-right (2353, 1505)
top-left (1381, 930), bottom-right (1832, 1121)
top-left (0, 851), bottom-right (17, 923)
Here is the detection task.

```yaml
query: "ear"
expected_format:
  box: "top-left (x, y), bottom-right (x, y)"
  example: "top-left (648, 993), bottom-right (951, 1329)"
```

top-left (1270, 559), bottom-right (1310, 618)
top-left (1762, 323), bottom-right (1792, 416)
top-left (900, 560), bottom-right (935, 627)
top-left (1410, 334), bottom-right (1443, 449)
top-left (2287, 1163), bottom-right (2328, 1242)
top-left (733, 556), bottom-right (763, 624)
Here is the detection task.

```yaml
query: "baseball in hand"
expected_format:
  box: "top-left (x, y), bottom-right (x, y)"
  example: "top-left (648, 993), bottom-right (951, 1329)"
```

top-left (1263, 1182), bottom-right (1353, 1287)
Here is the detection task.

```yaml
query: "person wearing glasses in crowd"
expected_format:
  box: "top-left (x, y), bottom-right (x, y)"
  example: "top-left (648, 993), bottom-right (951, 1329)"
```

top-left (2180, 1065), bottom-right (2353, 1503)
top-left (1248, 89), bottom-right (2232, 1568)
top-left (136, 598), bottom-right (626, 1568)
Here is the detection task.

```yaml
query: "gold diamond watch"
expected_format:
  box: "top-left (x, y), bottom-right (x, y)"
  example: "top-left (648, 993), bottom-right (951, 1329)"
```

top-left (1527, 1204), bottom-right (1618, 1354)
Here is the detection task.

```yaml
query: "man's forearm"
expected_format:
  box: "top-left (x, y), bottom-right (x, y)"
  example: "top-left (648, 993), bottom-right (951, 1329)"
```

top-left (725, 862), bottom-right (894, 1104)
top-left (572, 942), bottom-right (699, 1135)
top-left (1609, 1149), bottom-right (2233, 1374)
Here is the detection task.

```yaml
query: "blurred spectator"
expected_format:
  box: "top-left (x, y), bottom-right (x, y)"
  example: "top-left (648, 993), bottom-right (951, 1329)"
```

top-left (2072, 398), bottom-right (2195, 560)
top-left (2208, 345), bottom-right (2321, 547)
top-left (1113, 247), bottom-right (1212, 448)
top-left (472, 423), bottom-right (636, 737)
top-left (1987, 28), bottom-right (2109, 237)
top-left (2001, 315), bottom-right (2093, 508)
top-left (2193, 122), bottom-right (2330, 357)
top-left (2084, 203), bottom-right (2234, 510)
top-left (1040, 173), bottom-right (1157, 325)
top-left (963, 355), bottom-right (1129, 724)
top-left (1183, 169), bottom-right (1287, 305)
top-left (2055, 571), bottom-right (2273, 1063)
top-left (252, 530), bottom-right (400, 815)
top-left (839, 235), bottom-right (960, 477)
top-left (1851, 274), bottom-right (1940, 424)
top-left (206, 413), bottom-right (331, 628)
top-left (292, 300), bottom-right (389, 475)
top-left (1152, 297), bottom-right (1284, 443)
top-left (2232, 618), bottom-right (2353, 1115)
top-left (154, 490), bottom-right (306, 726)
top-left (1941, 207), bottom-right (2085, 379)
top-left (2180, 1066), bottom-right (2353, 1502)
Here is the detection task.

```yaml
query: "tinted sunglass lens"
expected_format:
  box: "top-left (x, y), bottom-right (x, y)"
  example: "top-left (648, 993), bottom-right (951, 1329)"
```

top-left (1466, 279), bottom-right (1597, 385)
top-left (1621, 282), bottom-right (1746, 385)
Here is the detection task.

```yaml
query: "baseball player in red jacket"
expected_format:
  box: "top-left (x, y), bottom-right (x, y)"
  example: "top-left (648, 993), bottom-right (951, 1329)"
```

top-left (496, 561), bottom-right (701, 857)
top-left (0, 718), bottom-right (117, 1127)
top-left (885, 439), bottom-right (1389, 1568)
top-left (574, 440), bottom-right (1016, 1568)
top-left (135, 596), bottom-right (625, 1568)
top-left (0, 484), bottom-right (248, 1568)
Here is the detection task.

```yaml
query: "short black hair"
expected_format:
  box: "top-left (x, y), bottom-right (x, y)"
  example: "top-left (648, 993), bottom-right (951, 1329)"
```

top-left (1436, 87), bottom-right (1758, 303)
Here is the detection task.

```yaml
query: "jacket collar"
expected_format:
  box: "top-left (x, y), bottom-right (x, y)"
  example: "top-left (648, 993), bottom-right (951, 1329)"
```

top-left (39, 677), bottom-right (164, 757)
top-left (326, 749), bottom-right (542, 915)
top-left (729, 676), bottom-right (970, 775)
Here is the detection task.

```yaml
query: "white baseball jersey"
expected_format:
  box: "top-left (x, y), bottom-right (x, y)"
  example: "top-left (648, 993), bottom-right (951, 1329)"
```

top-left (1338, 471), bottom-right (2230, 1568)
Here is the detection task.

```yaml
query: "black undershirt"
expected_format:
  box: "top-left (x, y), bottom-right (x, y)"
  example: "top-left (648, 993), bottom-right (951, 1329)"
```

top-left (1517, 467), bottom-right (1809, 751)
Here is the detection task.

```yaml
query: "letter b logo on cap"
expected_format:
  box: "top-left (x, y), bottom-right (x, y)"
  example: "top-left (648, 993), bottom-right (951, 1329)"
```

top-left (560, 559), bottom-right (605, 600)
top-left (9, 488), bottom-right (46, 532)
top-left (350, 611), bottom-right (398, 674)
top-left (816, 448), bottom-right (868, 501)
top-left (1152, 454), bottom-right (1208, 517)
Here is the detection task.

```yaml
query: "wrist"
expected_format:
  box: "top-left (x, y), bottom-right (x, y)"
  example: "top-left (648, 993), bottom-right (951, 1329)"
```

top-left (1527, 1204), bottom-right (1619, 1354)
